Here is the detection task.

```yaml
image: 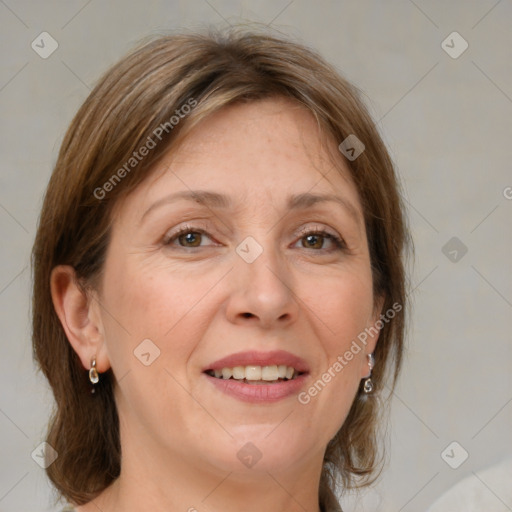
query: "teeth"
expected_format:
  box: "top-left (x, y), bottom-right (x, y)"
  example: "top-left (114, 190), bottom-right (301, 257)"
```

top-left (245, 365), bottom-right (262, 380)
top-left (232, 366), bottom-right (245, 379)
top-left (209, 365), bottom-right (299, 381)
top-left (261, 365), bottom-right (279, 381)
top-left (221, 368), bottom-right (232, 379)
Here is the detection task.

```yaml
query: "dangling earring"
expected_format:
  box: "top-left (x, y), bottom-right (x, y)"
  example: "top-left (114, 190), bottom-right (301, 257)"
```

top-left (89, 356), bottom-right (99, 393)
top-left (363, 353), bottom-right (375, 393)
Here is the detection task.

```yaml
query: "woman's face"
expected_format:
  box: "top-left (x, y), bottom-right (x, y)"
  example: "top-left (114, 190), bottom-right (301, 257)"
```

top-left (95, 98), bottom-right (381, 479)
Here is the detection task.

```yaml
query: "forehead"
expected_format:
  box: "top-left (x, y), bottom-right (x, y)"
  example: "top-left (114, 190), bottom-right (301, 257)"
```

top-left (172, 97), bottom-right (341, 181)
top-left (116, 97), bottom-right (364, 222)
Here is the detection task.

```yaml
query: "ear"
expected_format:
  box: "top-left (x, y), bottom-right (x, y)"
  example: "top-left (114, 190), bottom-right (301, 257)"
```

top-left (50, 265), bottom-right (110, 374)
top-left (359, 293), bottom-right (386, 379)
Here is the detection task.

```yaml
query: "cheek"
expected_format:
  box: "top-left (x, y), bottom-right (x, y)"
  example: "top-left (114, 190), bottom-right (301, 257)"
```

top-left (98, 257), bottom-right (213, 428)
top-left (296, 268), bottom-right (374, 436)
top-left (99, 254), bottom-right (218, 376)
top-left (326, 272), bottom-right (375, 383)
top-left (304, 265), bottom-right (374, 349)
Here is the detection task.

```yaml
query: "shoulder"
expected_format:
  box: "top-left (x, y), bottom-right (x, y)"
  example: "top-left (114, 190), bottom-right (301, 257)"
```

top-left (427, 457), bottom-right (512, 511)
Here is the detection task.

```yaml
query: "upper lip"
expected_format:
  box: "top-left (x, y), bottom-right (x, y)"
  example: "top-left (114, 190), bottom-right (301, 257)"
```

top-left (203, 350), bottom-right (310, 373)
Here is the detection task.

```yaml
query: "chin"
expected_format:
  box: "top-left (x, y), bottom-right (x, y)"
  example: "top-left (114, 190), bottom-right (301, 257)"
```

top-left (201, 425), bottom-right (315, 474)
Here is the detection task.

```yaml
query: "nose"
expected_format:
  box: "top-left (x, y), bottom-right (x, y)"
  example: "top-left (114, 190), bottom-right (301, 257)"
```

top-left (225, 241), bottom-right (300, 330)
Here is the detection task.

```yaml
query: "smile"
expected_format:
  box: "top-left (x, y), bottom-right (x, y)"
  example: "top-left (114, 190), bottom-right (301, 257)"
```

top-left (205, 364), bottom-right (301, 384)
top-left (202, 350), bottom-right (310, 402)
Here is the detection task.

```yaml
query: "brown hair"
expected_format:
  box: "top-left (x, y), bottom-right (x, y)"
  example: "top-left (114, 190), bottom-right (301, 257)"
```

top-left (32, 26), bottom-right (409, 509)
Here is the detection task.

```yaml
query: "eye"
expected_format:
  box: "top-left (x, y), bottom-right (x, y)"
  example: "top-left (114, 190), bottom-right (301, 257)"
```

top-left (163, 224), bottom-right (347, 252)
top-left (163, 225), bottom-right (215, 248)
top-left (295, 227), bottom-right (346, 252)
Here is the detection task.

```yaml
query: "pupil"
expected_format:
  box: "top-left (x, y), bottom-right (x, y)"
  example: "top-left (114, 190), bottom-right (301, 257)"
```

top-left (181, 233), bottom-right (200, 246)
top-left (306, 234), bottom-right (321, 249)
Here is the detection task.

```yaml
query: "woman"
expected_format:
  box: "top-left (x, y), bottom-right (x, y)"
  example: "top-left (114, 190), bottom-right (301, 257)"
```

top-left (32, 27), bottom-right (408, 512)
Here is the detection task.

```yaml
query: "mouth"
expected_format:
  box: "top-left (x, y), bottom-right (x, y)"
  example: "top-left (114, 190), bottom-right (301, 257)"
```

top-left (204, 364), bottom-right (304, 384)
top-left (202, 350), bottom-right (309, 403)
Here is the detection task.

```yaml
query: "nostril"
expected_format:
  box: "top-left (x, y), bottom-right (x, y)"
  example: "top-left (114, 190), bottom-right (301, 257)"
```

top-left (242, 312), bottom-right (253, 318)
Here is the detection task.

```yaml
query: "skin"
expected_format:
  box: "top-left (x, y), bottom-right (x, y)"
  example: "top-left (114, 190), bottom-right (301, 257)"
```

top-left (51, 97), bottom-right (383, 512)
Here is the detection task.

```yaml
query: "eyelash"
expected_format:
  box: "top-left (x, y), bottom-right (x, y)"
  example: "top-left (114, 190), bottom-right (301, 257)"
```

top-left (163, 224), bottom-right (346, 253)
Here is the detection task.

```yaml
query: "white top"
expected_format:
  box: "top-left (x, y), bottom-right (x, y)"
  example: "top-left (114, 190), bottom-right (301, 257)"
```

top-left (426, 457), bottom-right (512, 511)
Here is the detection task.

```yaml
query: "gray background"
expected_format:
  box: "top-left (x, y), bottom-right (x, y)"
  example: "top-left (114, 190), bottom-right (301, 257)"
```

top-left (1, 1), bottom-right (511, 511)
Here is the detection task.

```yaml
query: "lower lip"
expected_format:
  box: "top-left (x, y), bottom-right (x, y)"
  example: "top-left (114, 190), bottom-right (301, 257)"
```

top-left (203, 373), bottom-right (308, 403)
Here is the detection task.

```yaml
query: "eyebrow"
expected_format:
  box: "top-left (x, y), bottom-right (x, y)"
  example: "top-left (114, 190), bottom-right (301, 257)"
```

top-left (141, 189), bottom-right (361, 224)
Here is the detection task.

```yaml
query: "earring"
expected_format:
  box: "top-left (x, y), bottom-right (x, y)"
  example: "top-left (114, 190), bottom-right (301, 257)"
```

top-left (363, 353), bottom-right (375, 394)
top-left (89, 356), bottom-right (99, 393)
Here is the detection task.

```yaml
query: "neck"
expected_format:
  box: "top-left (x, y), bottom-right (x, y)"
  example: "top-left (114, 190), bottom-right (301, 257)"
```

top-left (80, 419), bottom-right (324, 512)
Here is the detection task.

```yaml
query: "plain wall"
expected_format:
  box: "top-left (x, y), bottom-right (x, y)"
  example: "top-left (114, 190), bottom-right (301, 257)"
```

top-left (1, 1), bottom-right (511, 511)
